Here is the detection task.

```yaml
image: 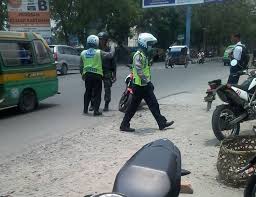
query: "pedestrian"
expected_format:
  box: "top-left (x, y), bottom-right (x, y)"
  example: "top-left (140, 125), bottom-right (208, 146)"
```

top-left (81, 35), bottom-right (115, 116)
top-left (227, 33), bottom-right (244, 85)
top-left (89, 32), bottom-right (116, 112)
top-left (120, 33), bottom-right (174, 132)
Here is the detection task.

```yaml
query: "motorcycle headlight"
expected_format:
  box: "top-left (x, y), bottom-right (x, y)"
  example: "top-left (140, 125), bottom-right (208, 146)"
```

top-left (93, 193), bottom-right (126, 197)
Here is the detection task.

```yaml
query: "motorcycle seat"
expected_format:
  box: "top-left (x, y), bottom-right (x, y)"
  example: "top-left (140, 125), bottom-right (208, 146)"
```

top-left (232, 84), bottom-right (248, 91)
top-left (233, 78), bottom-right (253, 92)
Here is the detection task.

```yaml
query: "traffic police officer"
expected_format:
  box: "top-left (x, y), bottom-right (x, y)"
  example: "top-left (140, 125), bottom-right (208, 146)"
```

top-left (90, 32), bottom-right (116, 112)
top-left (81, 35), bottom-right (115, 116)
top-left (120, 33), bottom-right (174, 132)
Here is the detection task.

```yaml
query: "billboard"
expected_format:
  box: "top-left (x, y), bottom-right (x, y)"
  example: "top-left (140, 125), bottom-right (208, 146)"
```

top-left (8, 0), bottom-right (51, 41)
top-left (142, 0), bottom-right (204, 8)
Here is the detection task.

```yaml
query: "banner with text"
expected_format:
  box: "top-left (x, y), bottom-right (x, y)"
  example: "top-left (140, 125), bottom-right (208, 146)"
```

top-left (8, 0), bottom-right (51, 40)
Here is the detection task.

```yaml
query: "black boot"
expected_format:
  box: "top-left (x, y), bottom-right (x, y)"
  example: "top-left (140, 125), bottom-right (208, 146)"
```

top-left (103, 102), bottom-right (109, 112)
top-left (94, 111), bottom-right (103, 116)
top-left (159, 121), bottom-right (174, 130)
top-left (120, 123), bottom-right (135, 132)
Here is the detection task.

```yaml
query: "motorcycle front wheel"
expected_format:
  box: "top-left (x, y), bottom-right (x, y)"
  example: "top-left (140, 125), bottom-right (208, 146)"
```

top-left (212, 104), bottom-right (240, 141)
top-left (118, 92), bottom-right (133, 113)
top-left (244, 175), bottom-right (256, 197)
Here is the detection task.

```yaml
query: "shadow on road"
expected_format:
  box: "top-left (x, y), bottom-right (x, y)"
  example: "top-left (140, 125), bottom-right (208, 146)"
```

top-left (57, 71), bottom-right (80, 76)
top-left (0, 103), bottom-right (59, 120)
top-left (204, 138), bottom-right (220, 147)
top-left (128, 127), bottom-right (174, 136)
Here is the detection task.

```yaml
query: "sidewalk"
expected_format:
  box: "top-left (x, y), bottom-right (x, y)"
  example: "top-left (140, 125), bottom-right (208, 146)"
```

top-left (0, 89), bottom-right (246, 197)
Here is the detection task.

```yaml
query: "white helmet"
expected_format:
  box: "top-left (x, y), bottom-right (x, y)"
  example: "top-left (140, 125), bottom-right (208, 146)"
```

top-left (138, 33), bottom-right (157, 49)
top-left (87, 35), bottom-right (99, 48)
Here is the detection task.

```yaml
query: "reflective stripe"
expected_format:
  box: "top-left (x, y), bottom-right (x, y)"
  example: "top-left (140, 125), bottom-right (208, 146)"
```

top-left (0, 69), bottom-right (57, 84)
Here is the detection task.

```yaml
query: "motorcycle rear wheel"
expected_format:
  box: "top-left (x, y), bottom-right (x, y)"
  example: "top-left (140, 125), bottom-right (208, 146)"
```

top-left (244, 175), bottom-right (256, 197)
top-left (212, 105), bottom-right (240, 141)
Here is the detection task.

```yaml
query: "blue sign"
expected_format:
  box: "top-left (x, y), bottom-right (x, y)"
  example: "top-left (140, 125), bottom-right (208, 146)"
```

top-left (143, 0), bottom-right (175, 8)
top-left (204, 0), bottom-right (223, 2)
top-left (142, 0), bottom-right (224, 8)
top-left (142, 0), bottom-right (204, 8)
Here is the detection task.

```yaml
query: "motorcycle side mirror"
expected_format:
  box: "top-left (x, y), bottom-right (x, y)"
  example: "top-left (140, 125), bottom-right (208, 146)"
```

top-left (231, 59), bottom-right (238, 66)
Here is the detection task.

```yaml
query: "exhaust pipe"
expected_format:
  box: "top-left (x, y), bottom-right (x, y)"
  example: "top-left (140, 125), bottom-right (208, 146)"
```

top-left (229, 113), bottom-right (247, 125)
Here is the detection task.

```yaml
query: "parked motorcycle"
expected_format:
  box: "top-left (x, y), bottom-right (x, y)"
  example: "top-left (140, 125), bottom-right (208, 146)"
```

top-left (239, 155), bottom-right (256, 197)
top-left (85, 139), bottom-right (193, 197)
top-left (205, 59), bottom-right (256, 141)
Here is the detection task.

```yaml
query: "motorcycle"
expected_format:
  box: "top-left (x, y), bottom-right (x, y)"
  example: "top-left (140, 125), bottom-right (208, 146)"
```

top-left (239, 155), bottom-right (256, 197)
top-left (118, 66), bottom-right (134, 113)
top-left (85, 139), bottom-right (193, 197)
top-left (205, 59), bottom-right (256, 141)
top-left (198, 53), bottom-right (205, 64)
top-left (118, 65), bottom-right (145, 113)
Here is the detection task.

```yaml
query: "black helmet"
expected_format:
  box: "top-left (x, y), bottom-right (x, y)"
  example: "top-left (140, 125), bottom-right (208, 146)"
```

top-left (98, 32), bottom-right (109, 40)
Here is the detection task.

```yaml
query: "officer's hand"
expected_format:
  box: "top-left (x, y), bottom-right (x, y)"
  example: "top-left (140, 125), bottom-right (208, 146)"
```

top-left (109, 43), bottom-right (115, 53)
top-left (112, 76), bottom-right (117, 83)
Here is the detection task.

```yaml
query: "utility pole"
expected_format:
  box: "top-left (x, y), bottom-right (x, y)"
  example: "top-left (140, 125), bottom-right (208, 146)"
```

top-left (185, 5), bottom-right (192, 48)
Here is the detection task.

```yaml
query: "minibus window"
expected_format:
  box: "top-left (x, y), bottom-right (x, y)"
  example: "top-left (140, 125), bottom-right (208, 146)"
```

top-left (0, 42), bottom-right (34, 66)
top-left (34, 40), bottom-right (51, 64)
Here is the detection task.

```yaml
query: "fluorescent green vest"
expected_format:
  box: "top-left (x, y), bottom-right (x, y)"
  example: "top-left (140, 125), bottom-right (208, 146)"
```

top-left (82, 49), bottom-right (103, 76)
top-left (132, 51), bottom-right (151, 86)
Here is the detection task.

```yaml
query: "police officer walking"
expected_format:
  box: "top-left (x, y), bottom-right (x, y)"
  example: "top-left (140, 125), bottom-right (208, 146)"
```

top-left (90, 32), bottom-right (116, 112)
top-left (81, 35), bottom-right (115, 116)
top-left (120, 33), bottom-right (174, 132)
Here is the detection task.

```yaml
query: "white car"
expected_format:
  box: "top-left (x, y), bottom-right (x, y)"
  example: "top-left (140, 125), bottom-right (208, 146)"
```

top-left (49, 45), bottom-right (81, 75)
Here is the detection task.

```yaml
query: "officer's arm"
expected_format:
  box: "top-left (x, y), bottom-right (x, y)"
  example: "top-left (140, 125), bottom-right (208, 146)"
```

top-left (80, 57), bottom-right (83, 75)
top-left (134, 54), bottom-right (149, 84)
top-left (233, 46), bottom-right (242, 61)
top-left (101, 45), bottom-right (115, 59)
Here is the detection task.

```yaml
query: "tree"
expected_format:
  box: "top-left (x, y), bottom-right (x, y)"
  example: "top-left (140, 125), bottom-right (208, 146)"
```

top-left (99, 0), bottom-right (139, 45)
top-left (0, 0), bottom-right (7, 30)
top-left (136, 7), bottom-right (183, 49)
top-left (50, 0), bottom-right (79, 44)
top-left (192, 0), bottom-right (256, 53)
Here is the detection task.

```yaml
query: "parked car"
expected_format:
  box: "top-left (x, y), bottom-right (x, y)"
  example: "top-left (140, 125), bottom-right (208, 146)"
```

top-left (223, 45), bottom-right (235, 66)
top-left (49, 45), bottom-right (81, 75)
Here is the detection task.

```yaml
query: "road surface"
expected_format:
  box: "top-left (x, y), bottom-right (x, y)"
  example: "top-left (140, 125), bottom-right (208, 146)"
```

top-left (0, 62), bottom-right (229, 160)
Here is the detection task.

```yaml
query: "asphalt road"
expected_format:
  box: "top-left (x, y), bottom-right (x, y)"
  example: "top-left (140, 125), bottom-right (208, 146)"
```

top-left (0, 62), bottom-right (230, 160)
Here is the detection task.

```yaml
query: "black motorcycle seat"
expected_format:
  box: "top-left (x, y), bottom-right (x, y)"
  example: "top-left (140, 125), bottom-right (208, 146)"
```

top-left (113, 139), bottom-right (182, 197)
top-left (233, 78), bottom-right (253, 92)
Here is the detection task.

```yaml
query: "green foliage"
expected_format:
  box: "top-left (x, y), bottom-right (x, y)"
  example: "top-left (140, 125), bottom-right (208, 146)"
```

top-left (192, 0), bottom-right (256, 52)
top-left (0, 0), bottom-right (250, 51)
top-left (0, 0), bottom-right (7, 31)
